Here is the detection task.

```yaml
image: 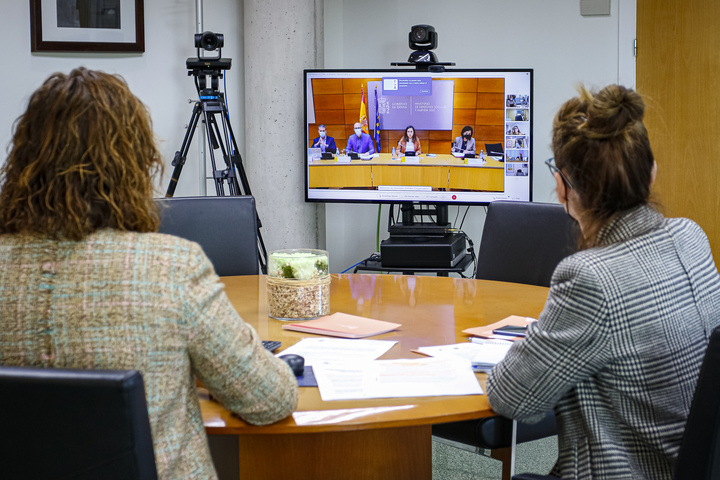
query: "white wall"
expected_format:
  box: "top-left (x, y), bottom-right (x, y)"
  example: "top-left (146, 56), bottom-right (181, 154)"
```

top-left (323, 0), bottom-right (637, 274)
top-left (0, 2), bottom-right (244, 198)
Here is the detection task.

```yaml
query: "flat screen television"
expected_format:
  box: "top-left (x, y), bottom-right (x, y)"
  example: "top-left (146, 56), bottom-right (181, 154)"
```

top-left (304, 68), bottom-right (533, 206)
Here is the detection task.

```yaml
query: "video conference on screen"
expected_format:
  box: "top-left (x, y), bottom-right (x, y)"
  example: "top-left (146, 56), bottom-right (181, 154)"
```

top-left (304, 69), bottom-right (532, 205)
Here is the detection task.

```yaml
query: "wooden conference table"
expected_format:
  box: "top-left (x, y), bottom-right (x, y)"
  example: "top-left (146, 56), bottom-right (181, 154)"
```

top-left (202, 274), bottom-right (549, 480)
top-left (308, 153), bottom-right (505, 191)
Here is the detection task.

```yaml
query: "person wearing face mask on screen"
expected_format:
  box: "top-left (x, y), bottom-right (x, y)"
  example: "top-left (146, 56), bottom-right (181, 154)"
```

top-left (346, 122), bottom-right (375, 154)
top-left (452, 126), bottom-right (476, 155)
top-left (311, 124), bottom-right (337, 153)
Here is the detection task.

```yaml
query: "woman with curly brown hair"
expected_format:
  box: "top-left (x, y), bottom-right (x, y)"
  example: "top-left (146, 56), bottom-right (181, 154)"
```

top-left (487, 84), bottom-right (720, 479)
top-left (0, 67), bottom-right (297, 480)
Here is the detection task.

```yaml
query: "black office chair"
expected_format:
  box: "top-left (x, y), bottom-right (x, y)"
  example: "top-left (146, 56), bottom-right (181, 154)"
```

top-left (475, 201), bottom-right (578, 287)
top-left (512, 325), bottom-right (720, 480)
top-left (433, 201), bottom-right (578, 480)
top-left (673, 324), bottom-right (720, 480)
top-left (156, 195), bottom-right (260, 276)
top-left (0, 366), bottom-right (157, 480)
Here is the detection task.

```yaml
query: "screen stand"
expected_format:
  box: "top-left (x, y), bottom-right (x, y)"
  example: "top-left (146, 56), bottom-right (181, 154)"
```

top-left (388, 203), bottom-right (450, 236)
top-left (377, 203), bottom-right (468, 272)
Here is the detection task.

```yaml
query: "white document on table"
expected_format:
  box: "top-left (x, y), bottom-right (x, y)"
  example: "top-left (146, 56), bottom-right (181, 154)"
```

top-left (418, 340), bottom-right (514, 373)
top-left (312, 356), bottom-right (483, 401)
top-left (276, 338), bottom-right (396, 367)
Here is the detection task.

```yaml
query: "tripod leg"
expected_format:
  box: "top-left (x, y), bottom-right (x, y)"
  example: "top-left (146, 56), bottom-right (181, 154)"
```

top-left (222, 109), bottom-right (252, 197)
top-left (220, 104), bottom-right (267, 273)
top-left (209, 112), bottom-right (241, 196)
top-left (202, 108), bottom-right (225, 196)
top-left (166, 103), bottom-right (202, 197)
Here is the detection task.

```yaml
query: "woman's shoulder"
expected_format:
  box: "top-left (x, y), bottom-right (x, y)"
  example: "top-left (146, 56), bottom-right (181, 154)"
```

top-left (93, 230), bottom-right (208, 262)
top-left (664, 216), bottom-right (706, 237)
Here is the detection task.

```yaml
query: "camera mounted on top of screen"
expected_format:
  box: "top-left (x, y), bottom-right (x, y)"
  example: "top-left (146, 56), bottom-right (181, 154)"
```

top-left (391, 25), bottom-right (454, 71)
top-left (408, 25), bottom-right (438, 63)
top-left (186, 31), bottom-right (232, 92)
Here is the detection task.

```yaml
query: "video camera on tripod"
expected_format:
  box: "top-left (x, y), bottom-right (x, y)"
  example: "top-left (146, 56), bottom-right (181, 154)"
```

top-left (186, 31), bottom-right (231, 89)
top-left (166, 32), bottom-right (267, 273)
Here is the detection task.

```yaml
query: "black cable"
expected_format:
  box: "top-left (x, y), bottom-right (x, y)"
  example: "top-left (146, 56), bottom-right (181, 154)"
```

top-left (459, 206), bottom-right (471, 230)
top-left (455, 230), bottom-right (478, 279)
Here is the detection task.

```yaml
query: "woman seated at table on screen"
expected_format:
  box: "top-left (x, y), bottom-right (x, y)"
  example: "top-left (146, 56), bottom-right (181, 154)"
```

top-left (397, 125), bottom-right (422, 155)
top-left (487, 84), bottom-right (720, 480)
top-left (452, 125), bottom-right (476, 155)
top-left (0, 68), bottom-right (298, 480)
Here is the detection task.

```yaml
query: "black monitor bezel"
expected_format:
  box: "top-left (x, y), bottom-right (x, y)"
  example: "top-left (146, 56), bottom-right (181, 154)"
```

top-left (303, 68), bottom-right (534, 206)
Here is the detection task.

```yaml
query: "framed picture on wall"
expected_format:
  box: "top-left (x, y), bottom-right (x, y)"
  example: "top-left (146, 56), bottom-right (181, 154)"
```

top-left (30, 0), bottom-right (145, 53)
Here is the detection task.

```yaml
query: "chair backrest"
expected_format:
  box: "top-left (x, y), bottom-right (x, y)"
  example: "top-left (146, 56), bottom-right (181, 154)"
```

top-left (0, 367), bottom-right (157, 480)
top-left (476, 201), bottom-right (579, 287)
top-left (674, 326), bottom-right (720, 480)
top-left (156, 195), bottom-right (260, 276)
top-left (484, 142), bottom-right (504, 155)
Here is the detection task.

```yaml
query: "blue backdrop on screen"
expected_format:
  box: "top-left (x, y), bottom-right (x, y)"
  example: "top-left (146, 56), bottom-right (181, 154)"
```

top-left (368, 79), bottom-right (454, 130)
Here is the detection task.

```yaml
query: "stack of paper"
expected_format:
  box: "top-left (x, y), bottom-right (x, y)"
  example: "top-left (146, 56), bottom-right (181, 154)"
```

top-left (463, 315), bottom-right (536, 340)
top-left (276, 337), bottom-right (397, 367)
top-left (281, 312), bottom-right (400, 339)
top-left (312, 356), bottom-right (483, 401)
top-left (416, 339), bottom-right (514, 373)
top-left (467, 339), bottom-right (514, 373)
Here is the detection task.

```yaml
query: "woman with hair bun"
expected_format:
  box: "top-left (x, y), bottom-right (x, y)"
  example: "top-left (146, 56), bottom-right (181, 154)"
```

top-left (487, 84), bottom-right (720, 479)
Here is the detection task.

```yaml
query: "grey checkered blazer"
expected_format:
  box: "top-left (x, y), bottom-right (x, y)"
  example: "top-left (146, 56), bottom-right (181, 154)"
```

top-left (487, 204), bottom-right (720, 480)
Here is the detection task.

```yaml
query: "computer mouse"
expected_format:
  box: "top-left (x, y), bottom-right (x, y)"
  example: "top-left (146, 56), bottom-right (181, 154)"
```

top-left (279, 354), bottom-right (305, 376)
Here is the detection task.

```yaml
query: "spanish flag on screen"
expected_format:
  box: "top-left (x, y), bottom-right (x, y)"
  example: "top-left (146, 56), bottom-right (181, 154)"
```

top-left (374, 86), bottom-right (381, 153)
top-left (359, 86), bottom-right (369, 134)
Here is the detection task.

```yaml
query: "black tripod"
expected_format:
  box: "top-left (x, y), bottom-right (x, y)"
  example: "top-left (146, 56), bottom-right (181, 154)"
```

top-left (166, 67), bottom-right (268, 273)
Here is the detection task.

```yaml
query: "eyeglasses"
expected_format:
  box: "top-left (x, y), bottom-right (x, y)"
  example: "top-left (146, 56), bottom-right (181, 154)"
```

top-left (545, 158), bottom-right (574, 190)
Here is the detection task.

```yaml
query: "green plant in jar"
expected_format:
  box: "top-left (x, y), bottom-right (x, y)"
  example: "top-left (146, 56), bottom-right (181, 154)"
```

top-left (269, 251), bottom-right (329, 280)
top-left (267, 249), bottom-right (330, 320)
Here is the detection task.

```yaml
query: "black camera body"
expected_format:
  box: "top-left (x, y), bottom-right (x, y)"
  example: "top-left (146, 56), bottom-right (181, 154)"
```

top-left (391, 24), bottom-right (454, 70)
top-left (195, 31), bottom-right (224, 51)
top-left (186, 31), bottom-right (230, 70)
top-left (409, 25), bottom-right (438, 50)
top-left (407, 25), bottom-right (438, 63)
top-left (186, 31), bottom-right (232, 91)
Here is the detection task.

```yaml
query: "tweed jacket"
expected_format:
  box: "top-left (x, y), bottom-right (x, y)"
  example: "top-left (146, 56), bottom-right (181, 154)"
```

top-left (487, 205), bottom-right (720, 480)
top-left (0, 230), bottom-right (298, 480)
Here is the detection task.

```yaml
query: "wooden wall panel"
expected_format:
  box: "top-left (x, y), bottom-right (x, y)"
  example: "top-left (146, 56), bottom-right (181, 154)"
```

top-left (476, 109), bottom-right (505, 125)
top-left (454, 92), bottom-right (477, 108)
top-left (314, 95), bottom-right (344, 110)
top-left (311, 78), bottom-right (343, 94)
top-left (313, 110), bottom-right (345, 125)
top-left (453, 109), bottom-right (476, 125)
top-left (429, 130), bottom-right (453, 141)
top-left (637, 0), bottom-right (720, 262)
top-left (429, 140), bottom-right (453, 153)
top-left (343, 93), bottom-right (361, 110)
top-left (477, 93), bottom-right (504, 109)
top-left (474, 125), bottom-right (505, 141)
top-left (477, 78), bottom-right (505, 93)
top-left (344, 110), bottom-right (359, 125)
top-left (452, 78), bottom-right (478, 92)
